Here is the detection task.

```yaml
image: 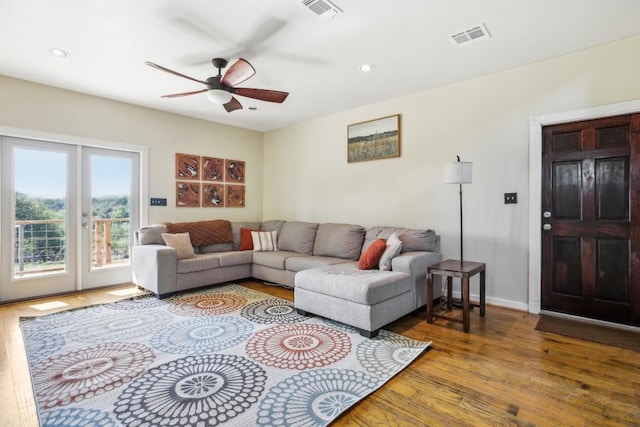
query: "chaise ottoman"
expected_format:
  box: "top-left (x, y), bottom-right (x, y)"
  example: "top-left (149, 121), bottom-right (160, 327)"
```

top-left (294, 263), bottom-right (414, 337)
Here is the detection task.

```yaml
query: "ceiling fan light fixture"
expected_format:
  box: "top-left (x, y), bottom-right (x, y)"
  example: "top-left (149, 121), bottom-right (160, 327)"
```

top-left (207, 89), bottom-right (232, 104)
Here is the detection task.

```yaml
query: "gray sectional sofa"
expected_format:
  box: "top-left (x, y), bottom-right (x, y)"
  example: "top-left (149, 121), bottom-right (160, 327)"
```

top-left (132, 219), bottom-right (442, 336)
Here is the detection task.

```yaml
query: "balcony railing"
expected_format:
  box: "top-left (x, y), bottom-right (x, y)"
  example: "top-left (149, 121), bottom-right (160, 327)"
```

top-left (14, 218), bottom-right (130, 277)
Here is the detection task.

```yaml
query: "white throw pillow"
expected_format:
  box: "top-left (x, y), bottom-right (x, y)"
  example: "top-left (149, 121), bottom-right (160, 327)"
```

top-left (379, 232), bottom-right (402, 271)
top-left (162, 232), bottom-right (196, 259)
top-left (251, 230), bottom-right (278, 252)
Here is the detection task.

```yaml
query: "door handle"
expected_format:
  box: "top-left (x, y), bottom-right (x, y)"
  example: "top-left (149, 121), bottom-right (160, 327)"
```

top-left (543, 223), bottom-right (552, 231)
top-left (543, 211), bottom-right (551, 218)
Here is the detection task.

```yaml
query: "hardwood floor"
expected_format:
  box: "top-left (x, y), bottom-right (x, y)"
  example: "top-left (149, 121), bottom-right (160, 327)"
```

top-left (1, 280), bottom-right (638, 426)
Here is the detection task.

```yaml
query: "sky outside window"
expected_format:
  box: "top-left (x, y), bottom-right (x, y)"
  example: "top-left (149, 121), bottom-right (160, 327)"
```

top-left (15, 148), bottom-right (130, 198)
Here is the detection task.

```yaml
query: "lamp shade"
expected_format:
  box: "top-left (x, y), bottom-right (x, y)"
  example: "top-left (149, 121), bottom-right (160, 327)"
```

top-left (443, 161), bottom-right (473, 184)
top-left (206, 89), bottom-right (233, 104)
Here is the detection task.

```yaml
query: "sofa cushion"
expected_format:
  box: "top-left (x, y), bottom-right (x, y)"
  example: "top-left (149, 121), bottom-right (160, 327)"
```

top-left (137, 224), bottom-right (166, 245)
top-left (217, 251), bottom-right (253, 267)
top-left (198, 243), bottom-right (233, 254)
top-left (358, 239), bottom-right (386, 270)
top-left (261, 220), bottom-right (286, 234)
top-left (313, 223), bottom-right (366, 260)
top-left (176, 253), bottom-right (220, 273)
top-left (398, 228), bottom-right (438, 253)
top-left (278, 221), bottom-right (318, 254)
top-left (164, 220), bottom-right (233, 247)
top-left (252, 251), bottom-right (304, 270)
top-left (362, 226), bottom-right (438, 254)
top-left (295, 264), bottom-right (412, 305)
top-left (252, 231), bottom-right (279, 251)
top-left (162, 232), bottom-right (196, 260)
top-left (286, 256), bottom-right (351, 273)
top-left (231, 221), bottom-right (261, 250)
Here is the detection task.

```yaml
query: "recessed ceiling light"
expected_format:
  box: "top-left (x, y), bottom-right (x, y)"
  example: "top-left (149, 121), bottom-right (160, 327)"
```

top-left (49, 48), bottom-right (70, 58)
top-left (359, 64), bottom-right (375, 72)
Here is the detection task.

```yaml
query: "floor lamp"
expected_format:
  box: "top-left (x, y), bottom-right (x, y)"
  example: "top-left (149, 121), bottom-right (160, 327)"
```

top-left (443, 156), bottom-right (473, 262)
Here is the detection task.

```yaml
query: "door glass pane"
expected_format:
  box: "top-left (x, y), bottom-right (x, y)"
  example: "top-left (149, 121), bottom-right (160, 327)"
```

top-left (90, 155), bottom-right (132, 270)
top-left (13, 148), bottom-right (67, 278)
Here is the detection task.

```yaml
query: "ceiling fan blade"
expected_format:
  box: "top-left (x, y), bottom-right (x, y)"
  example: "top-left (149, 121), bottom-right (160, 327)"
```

top-left (161, 89), bottom-right (208, 98)
top-left (221, 58), bottom-right (256, 87)
top-left (145, 61), bottom-right (208, 86)
top-left (232, 88), bottom-right (289, 103)
top-left (223, 97), bottom-right (243, 112)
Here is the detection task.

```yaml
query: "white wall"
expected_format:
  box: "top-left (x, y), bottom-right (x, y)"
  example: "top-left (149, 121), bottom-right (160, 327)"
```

top-left (263, 34), bottom-right (640, 310)
top-left (0, 76), bottom-right (263, 224)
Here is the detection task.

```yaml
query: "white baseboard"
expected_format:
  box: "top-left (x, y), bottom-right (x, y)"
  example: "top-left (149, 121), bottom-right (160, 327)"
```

top-left (450, 291), bottom-right (528, 312)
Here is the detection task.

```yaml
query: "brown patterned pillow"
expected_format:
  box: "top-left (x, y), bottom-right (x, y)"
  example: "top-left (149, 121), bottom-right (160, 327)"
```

top-left (164, 220), bottom-right (232, 247)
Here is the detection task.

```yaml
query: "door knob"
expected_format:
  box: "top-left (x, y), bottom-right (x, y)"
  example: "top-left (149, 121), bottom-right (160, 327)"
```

top-left (543, 211), bottom-right (551, 218)
top-left (543, 223), bottom-right (552, 231)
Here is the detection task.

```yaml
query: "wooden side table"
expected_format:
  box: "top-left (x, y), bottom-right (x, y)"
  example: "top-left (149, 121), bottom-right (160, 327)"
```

top-left (426, 259), bottom-right (486, 333)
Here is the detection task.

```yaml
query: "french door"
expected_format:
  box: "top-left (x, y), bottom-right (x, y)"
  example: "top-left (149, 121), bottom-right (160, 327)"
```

top-left (541, 114), bottom-right (640, 326)
top-left (0, 136), bottom-right (140, 302)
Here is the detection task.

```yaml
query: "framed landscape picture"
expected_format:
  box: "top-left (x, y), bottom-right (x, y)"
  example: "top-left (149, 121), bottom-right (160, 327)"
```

top-left (347, 114), bottom-right (400, 163)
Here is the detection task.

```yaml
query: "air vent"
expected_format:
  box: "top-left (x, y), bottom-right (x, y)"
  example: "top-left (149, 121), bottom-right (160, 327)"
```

top-left (301, 0), bottom-right (343, 18)
top-left (450, 23), bottom-right (491, 46)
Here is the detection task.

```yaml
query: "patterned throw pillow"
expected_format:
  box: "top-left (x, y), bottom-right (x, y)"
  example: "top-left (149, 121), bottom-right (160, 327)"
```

top-left (251, 231), bottom-right (278, 252)
top-left (239, 228), bottom-right (258, 251)
top-left (161, 232), bottom-right (196, 259)
top-left (379, 232), bottom-right (402, 271)
top-left (164, 220), bottom-right (232, 247)
top-left (358, 238), bottom-right (387, 270)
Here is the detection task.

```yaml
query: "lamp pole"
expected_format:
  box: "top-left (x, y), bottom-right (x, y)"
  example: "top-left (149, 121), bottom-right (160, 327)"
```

top-left (456, 155), bottom-right (464, 262)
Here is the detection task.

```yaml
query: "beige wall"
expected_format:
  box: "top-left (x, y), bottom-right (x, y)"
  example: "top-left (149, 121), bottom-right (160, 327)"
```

top-left (0, 76), bottom-right (263, 224)
top-left (3, 34), bottom-right (640, 309)
top-left (263, 34), bottom-right (640, 309)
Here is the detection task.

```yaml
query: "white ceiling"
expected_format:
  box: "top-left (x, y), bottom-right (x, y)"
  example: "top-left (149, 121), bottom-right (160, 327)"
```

top-left (2, 0), bottom-right (640, 132)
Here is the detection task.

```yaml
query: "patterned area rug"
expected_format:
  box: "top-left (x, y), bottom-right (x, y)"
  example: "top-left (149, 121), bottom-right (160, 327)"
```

top-left (20, 284), bottom-right (431, 426)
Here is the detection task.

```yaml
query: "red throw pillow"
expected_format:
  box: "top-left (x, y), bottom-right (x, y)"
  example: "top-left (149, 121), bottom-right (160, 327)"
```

top-left (358, 239), bottom-right (387, 270)
top-left (239, 228), bottom-right (258, 251)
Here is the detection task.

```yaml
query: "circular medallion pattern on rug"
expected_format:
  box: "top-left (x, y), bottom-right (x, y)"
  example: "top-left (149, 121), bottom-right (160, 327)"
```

top-left (150, 316), bottom-right (254, 354)
top-left (40, 407), bottom-right (117, 427)
top-left (113, 354), bottom-right (267, 426)
top-left (246, 324), bottom-right (351, 370)
top-left (241, 298), bottom-right (307, 324)
top-left (356, 330), bottom-right (429, 377)
top-left (32, 342), bottom-right (155, 409)
top-left (168, 293), bottom-right (247, 317)
top-left (256, 368), bottom-right (381, 426)
top-left (66, 310), bottom-right (172, 343)
top-left (23, 331), bottom-right (66, 363)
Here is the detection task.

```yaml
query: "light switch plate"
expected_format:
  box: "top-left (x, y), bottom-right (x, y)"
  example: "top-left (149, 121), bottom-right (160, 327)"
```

top-left (150, 198), bottom-right (167, 206)
top-left (504, 193), bottom-right (517, 204)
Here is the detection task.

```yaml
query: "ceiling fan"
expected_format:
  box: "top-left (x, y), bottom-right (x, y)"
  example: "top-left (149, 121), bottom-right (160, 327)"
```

top-left (145, 58), bottom-right (289, 112)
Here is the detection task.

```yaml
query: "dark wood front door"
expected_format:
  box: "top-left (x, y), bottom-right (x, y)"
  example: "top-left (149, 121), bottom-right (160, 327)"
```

top-left (541, 114), bottom-right (640, 326)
